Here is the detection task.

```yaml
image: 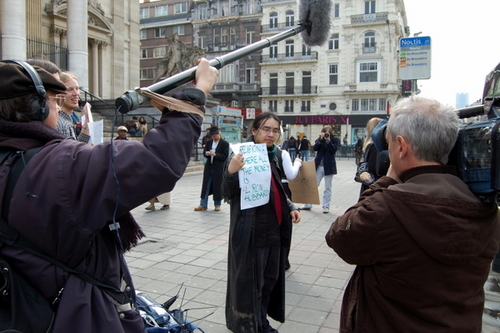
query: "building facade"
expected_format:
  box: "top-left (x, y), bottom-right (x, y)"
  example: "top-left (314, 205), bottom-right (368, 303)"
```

top-left (0, 0), bottom-right (140, 100)
top-left (260, 0), bottom-right (409, 144)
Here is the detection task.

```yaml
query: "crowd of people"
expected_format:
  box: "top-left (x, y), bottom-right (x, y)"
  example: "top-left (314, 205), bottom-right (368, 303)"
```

top-left (0, 56), bottom-right (498, 333)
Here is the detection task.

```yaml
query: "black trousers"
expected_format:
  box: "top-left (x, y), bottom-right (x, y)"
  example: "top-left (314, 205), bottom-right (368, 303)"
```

top-left (255, 246), bottom-right (280, 333)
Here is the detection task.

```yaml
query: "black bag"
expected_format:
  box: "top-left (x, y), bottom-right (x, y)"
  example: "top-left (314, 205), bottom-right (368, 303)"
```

top-left (0, 258), bottom-right (54, 333)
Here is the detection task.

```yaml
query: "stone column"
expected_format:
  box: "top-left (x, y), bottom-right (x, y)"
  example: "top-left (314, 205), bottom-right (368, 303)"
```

top-left (0, 0), bottom-right (26, 60)
top-left (90, 40), bottom-right (99, 95)
top-left (67, 0), bottom-right (88, 89)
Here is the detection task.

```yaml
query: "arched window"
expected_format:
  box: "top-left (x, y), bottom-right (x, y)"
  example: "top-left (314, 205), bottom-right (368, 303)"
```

top-left (270, 12), bottom-right (278, 29)
top-left (363, 31), bottom-right (376, 53)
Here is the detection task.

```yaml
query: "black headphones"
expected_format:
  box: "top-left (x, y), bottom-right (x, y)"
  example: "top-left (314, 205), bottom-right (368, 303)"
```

top-left (2, 60), bottom-right (49, 121)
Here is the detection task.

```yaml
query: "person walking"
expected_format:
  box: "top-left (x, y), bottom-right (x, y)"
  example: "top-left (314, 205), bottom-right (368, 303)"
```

top-left (299, 126), bottom-right (339, 214)
top-left (223, 112), bottom-right (301, 333)
top-left (298, 135), bottom-right (311, 161)
top-left (357, 117), bottom-right (383, 194)
top-left (326, 96), bottom-right (500, 333)
top-left (287, 135), bottom-right (297, 160)
top-left (194, 126), bottom-right (229, 211)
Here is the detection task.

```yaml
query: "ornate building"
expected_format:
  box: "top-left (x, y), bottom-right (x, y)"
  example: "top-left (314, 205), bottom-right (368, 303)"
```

top-left (0, 0), bottom-right (140, 100)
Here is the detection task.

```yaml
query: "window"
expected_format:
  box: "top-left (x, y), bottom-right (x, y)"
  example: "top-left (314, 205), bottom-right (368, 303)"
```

top-left (285, 40), bottom-right (294, 58)
top-left (198, 5), bottom-right (207, 19)
top-left (140, 29), bottom-right (147, 40)
top-left (140, 8), bottom-right (149, 19)
top-left (198, 35), bottom-right (206, 48)
top-left (286, 72), bottom-right (294, 94)
top-left (230, 27), bottom-right (236, 44)
top-left (365, 1), bottom-right (375, 14)
top-left (269, 12), bottom-right (278, 29)
top-left (269, 44), bottom-right (278, 59)
top-left (155, 5), bottom-right (167, 16)
top-left (213, 27), bottom-right (220, 45)
top-left (302, 71), bottom-right (311, 94)
top-left (246, 68), bottom-right (255, 84)
top-left (173, 25), bottom-right (185, 36)
top-left (358, 61), bottom-right (378, 82)
top-left (328, 34), bottom-right (339, 50)
top-left (246, 28), bottom-right (255, 44)
top-left (302, 45), bottom-right (311, 56)
top-left (153, 47), bottom-right (164, 58)
top-left (140, 49), bottom-right (148, 59)
top-left (301, 100), bottom-right (311, 112)
top-left (284, 100), bottom-right (294, 112)
top-left (270, 73), bottom-right (278, 95)
top-left (363, 32), bottom-right (375, 53)
top-left (268, 100), bottom-right (277, 112)
top-left (333, 3), bottom-right (340, 17)
top-left (154, 27), bottom-right (166, 38)
top-left (285, 11), bottom-right (294, 27)
top-left (174, 2), bottom-right (187, 14)
top-left (221, 27), bottom-right (229, 44)
top-left (351, 98), bottom-right (387, 111)
top-left (140, 69), bottom-right (152, 80)
top-left (329, 64), bottom-right (338, 85)
top-left (219, 64), bottom-right (236, 83)
top-left (221, 0), bottom-right (229, 16)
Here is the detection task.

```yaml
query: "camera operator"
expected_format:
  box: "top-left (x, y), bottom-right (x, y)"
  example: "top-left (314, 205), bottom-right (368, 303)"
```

top-left (299, 126), bottom-right (339, 214)
top-left (325, 96), bottom-right (500, 332)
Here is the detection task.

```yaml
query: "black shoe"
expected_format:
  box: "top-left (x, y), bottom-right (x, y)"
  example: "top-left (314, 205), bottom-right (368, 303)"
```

top-left (298, 206), bottom-right (311, 211)
top-left (269, 328), bottom-right (279, 333)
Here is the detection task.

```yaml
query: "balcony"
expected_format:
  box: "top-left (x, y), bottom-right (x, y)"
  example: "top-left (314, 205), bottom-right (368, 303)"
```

top-left (350, 12), bottom-right (388, 25)
top-left (261, 51), bottom-right (318, 64)
top-left (362, 43), bottom-right (376, 54)
top-left (261, 86), bottom-right (317, 96)
top-left (261, 22), bottom-right (295, 34)
top-left (212, 83), bottom-right (261, 93)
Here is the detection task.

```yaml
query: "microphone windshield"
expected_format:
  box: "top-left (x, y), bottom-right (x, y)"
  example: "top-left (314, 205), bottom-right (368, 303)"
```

top-left (299, 0), bottom-right (332, 46)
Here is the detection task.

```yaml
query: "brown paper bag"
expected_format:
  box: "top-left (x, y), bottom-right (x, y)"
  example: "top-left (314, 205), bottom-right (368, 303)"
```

top-left (288, 161), bottom-right (320, 204)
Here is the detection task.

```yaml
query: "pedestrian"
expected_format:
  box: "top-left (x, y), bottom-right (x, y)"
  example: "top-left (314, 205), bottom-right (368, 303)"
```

top-left (298, 135), bottom-right (311, 161)
top-left (115, 126), bottom-right (128, 140)
top-left (325, 95), bottom-right (500, 333)
top-left (0, 59), bottom-right (218, 332)
top-left (287, 135), bottom-right (297, 160)
top-left (354, 137), bottom-right (363, 165)
top-left (357, 117), bottom-right (383, 194)
top-left (194, 126), bottom-right (229, 211)
top-left (223, 112), bottom-right (301, 333)
top-left (57, 71), bottom-right (92, 143)
top-left (299, 126), bottom-right (339, 213)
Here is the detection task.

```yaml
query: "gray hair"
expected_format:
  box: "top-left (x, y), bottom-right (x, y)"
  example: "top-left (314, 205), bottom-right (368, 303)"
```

top-left (387, 96), bottom-right (459, 164)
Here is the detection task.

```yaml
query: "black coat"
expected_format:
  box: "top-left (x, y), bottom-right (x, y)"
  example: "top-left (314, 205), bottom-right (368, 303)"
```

top-left (313, 136), bottom-right (339, 175)
top-left (201, 138), bottom-right (229, 201)
top-left (222, 153), bottom-right (297, 333)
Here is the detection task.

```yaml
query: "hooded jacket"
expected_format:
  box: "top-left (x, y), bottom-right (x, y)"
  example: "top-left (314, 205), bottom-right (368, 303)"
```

top-left (0, 89), bottom-right (205, 333)
top-left (326, 165), bottom-right (500, 333)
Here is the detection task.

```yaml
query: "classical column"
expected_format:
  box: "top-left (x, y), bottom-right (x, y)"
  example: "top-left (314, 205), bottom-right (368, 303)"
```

top-left (67, 0), bottom-right (88, 89)
top-left (0, 0), bottom-right (26, 60)
top-left (90, 40), bottom-right (99, 95)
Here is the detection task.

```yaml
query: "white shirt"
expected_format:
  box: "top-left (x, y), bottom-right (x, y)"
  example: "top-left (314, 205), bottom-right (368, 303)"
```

top-left (281, 149), bottom-right (302, 180)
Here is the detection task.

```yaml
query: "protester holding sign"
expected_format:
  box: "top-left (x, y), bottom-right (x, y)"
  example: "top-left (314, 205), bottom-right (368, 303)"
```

top-left (223, 112), bottom-right (300, 333)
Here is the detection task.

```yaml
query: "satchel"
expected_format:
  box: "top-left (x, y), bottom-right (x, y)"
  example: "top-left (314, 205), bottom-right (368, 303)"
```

top-left (0, 258), bottom-right (55, 333)
top-left (354, 161), bottom-right (375, 185)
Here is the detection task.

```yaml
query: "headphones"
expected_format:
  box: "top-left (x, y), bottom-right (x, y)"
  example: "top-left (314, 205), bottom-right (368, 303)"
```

top-left (2, 60), bottom-right (49, 121)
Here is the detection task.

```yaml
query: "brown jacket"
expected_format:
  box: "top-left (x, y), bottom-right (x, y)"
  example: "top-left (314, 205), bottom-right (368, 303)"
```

top-left (326, 165), bottom-right (500, 333)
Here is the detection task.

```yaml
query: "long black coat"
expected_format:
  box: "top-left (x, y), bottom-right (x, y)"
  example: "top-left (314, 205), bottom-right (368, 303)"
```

top-left (222, 154), bottom-right (297, 333)
top-left (200, 138), bottom-right (229, 201)
top-left (313, 136), bottom-right (339, 175)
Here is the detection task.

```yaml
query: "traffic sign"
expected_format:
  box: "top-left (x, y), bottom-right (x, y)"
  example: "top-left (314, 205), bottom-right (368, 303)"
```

top-left (399, 36), bottom-right (432, 80)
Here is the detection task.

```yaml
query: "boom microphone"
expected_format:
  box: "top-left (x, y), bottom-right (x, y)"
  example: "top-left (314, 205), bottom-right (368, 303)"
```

top-left (116, 0), bottom-right (332, 113)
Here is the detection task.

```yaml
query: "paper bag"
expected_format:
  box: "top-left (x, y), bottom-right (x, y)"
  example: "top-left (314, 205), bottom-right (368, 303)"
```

top-left (288, 161), bottom-right (320, 204)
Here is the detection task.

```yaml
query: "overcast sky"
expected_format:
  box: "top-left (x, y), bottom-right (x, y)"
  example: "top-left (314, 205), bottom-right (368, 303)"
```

top-left (403, 0), bottom-right (499, 108)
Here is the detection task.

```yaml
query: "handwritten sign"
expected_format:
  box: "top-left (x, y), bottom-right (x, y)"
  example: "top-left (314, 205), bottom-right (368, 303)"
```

top-left (230, 142), bottom-right (271, 210)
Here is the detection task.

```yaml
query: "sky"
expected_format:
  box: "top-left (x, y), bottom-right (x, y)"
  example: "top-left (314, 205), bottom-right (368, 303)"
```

top-left (402, 0), bottom-right (499, 108)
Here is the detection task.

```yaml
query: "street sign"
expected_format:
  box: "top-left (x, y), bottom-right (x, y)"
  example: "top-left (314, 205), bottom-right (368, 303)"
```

top-left (399, 36), bottom-right (432, 80)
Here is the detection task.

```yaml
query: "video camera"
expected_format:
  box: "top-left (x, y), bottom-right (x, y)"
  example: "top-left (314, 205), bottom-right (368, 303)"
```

top-left (370, 79), bottom-right (500, 204)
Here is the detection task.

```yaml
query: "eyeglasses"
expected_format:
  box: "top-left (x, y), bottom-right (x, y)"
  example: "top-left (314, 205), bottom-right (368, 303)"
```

top-left (48, 96), bottom-right (65, 108)
top-left (259, 126), bottom-right (280, 136)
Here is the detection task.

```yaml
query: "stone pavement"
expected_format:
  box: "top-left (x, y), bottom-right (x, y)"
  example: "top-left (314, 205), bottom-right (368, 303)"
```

top-left (125, 158), bottom-right (500, 333)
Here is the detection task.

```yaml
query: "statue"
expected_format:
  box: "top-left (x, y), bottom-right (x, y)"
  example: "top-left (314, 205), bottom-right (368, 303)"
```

top-left (153, 34), bottom-right (206, 83)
